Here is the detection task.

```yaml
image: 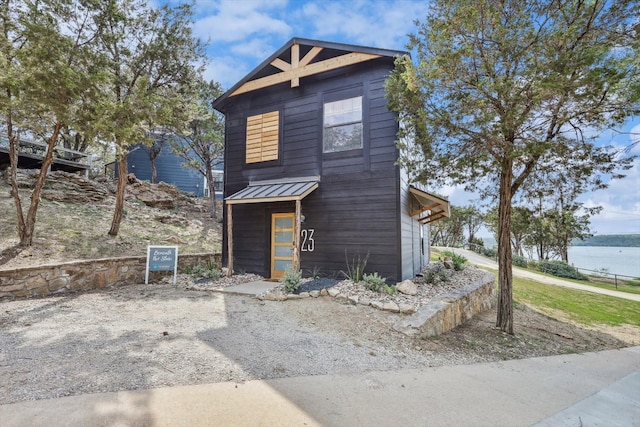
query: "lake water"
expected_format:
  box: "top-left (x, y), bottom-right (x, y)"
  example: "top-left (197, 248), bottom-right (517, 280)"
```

top-left (567, 246), bottom-right (640, 279)
top-left (480, 238), bottom-right (640, 278)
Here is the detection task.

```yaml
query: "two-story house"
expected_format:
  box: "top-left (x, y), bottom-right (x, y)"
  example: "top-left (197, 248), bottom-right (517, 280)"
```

top-left (213, 38), bottom-right (449, 282)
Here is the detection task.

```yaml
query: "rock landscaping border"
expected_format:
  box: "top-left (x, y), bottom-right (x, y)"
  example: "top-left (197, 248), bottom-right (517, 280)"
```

top-left (393, 272), bottom-right (496, 337)
top-left (0, 253), bottom-right (220, 298)
top-left (257, 269), bottom-right (496, 337)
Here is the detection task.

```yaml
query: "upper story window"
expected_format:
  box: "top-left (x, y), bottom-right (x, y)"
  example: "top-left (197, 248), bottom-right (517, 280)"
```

top-left (246, 111), bottom-right (279, 163)
top-left (323, 96), bottom-right (362, 153)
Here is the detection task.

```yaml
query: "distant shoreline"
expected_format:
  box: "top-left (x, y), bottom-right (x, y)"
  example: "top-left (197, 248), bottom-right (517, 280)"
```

top-left (480, 234), bottom-right (640, 248)
top-left (571, 234), bottom-right (640, 248)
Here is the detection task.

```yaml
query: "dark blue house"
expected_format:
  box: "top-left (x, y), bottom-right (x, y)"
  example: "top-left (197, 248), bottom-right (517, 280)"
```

top-left (116, 134), bottom-right (223, 198)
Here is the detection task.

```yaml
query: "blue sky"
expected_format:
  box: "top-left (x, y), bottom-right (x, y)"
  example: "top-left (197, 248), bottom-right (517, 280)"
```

top-left (172, 0), bottom-right (640, 236)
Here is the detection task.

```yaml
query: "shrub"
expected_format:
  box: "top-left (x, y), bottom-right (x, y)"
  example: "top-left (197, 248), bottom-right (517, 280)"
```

top-left (305, 266), bottom-right (322, 279)
top-left (536, 260), bottom-right (589, 280)
top-left (280, 268), bottom-right (302, 293)
top-left (424, 264), bottom-right (451, 284)
top-left (362, 272), bottom-right (387, 292)
top-left (481, 247), bottom-right (497, 259)
top-left (512, 254), bottom-right (528, 268)
top-left (183, 263), bottom-right (221, 280)
top-left (441, 250), bottom-right (467, 271)
top-left (341, 251), bottom-right (369, 282)
top-left (468, 237), bottom-right (485, 254)
top-left (383, 284), bottom-right (397, 296)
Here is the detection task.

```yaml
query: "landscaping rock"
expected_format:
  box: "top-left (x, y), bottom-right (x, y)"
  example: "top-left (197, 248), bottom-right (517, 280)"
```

top-left (397, 279), bottom-right (418, 295)
top-left (382, 302), bottom-right (400, 313)
top-left (399, 303), bottom-right (416, 314)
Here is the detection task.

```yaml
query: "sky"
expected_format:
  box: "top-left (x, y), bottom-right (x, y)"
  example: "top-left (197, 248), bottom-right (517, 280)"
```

top-left (165, 0), bottom-right (640, 237)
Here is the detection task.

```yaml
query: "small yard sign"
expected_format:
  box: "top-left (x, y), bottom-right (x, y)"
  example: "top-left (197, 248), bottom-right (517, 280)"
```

top-left (145, 245), bottom-right (178, 285)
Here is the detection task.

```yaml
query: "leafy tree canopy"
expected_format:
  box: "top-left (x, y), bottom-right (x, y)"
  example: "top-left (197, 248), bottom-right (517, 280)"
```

top-left (386, 0), bottom-right (639, 333)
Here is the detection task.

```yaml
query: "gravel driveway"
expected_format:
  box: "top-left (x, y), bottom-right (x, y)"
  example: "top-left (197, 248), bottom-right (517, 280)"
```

top-left (1, 282), bottom-right (478, 405)
top-left (1, 275), bottom-right (630, 406)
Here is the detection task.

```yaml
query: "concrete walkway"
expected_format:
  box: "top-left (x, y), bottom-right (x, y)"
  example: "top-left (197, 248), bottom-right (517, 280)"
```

top-left (1, 347), bottom-right (638, 426)
top-left (434, 247), bottom-right (640, 302)
top-left (217, 279), bottom-right (276, 296)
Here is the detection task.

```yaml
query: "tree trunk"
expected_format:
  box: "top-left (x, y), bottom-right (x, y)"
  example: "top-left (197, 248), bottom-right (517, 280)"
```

top-left (496, 163), bottom-right (514, 334)
top-left (205, 164), bottom-right (217, 220)
top-left (560, 241), bottom-right (569, 262)
top-left (16, 124), bottom-right (62, 246)
top-left (109, 145), bottom-right (128, 236)
top-left (150, 154), bottom-right (158, 184)
top-left (8, 130), bottom-right (26, 243)
top-left (537, 243), bottom-right (543, 261)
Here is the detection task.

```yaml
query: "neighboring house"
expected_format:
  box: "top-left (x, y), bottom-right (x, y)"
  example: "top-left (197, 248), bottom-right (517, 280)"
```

top-left (213, 38), bottom-right (450, 282)
top-left (117, 133), bottom-right (223, 198)
top-left (0, 134), bottom-right (91, 176)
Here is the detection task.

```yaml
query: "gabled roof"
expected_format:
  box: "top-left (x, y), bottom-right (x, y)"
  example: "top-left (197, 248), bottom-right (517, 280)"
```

top-left (213, 38), bottom-right (406, 112)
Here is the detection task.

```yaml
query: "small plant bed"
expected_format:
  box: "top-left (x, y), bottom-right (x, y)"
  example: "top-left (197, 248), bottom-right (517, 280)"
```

top-left (259, 262), bottom-right (491, 314)
top-left (294, 277), bottom-right (340, 294)
top-left (175, 271), bottom-right (265, 290)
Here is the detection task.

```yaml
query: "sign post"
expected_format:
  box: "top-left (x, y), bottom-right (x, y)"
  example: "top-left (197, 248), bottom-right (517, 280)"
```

top-left (146, 245), bottom-right (179, 285)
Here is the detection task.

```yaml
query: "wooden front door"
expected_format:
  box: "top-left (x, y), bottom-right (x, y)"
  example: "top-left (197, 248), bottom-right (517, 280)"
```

top-left (271, 213), bottom-right (295, 279)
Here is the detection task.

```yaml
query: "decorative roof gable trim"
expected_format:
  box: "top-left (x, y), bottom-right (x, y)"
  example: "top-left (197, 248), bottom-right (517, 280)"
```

top-left (212, 38), bottom-right (406, 111)
top-left (229, 45), bottom-right (381, 97)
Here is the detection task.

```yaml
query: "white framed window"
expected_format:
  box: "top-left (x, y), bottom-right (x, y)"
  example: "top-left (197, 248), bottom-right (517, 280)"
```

top-left (203, 170), bottom-right (224, 197)
top-left (323, 96), bottom-right (362, 153)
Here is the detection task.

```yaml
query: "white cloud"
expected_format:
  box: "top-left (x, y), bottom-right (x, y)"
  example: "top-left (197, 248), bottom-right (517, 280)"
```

top-left (298, 0), bottom-right (428, 49)
top-left (203, 56), bottom-right (251, 90)
top-left (579, 150), bottom-right (640, 235)
top-left (193, 0), bottom-right (291, 43)
top-left (631, 122), bottom-right (640, 145)
top-left (230, 38), bottom-right (277, 60)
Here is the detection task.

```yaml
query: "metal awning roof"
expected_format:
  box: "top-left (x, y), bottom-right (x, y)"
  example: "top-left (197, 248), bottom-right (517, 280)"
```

top-left (409, 186), bottom-right (451, 224)
top-left (225, 176), bottom-right (320, 204)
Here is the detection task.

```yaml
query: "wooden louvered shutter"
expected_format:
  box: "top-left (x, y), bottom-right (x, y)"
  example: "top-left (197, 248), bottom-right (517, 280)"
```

top-left (246, 111), bottom-right (279, 163)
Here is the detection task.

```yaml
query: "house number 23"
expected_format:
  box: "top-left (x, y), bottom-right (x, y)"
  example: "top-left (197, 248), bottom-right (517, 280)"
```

top-left (301, 229), bottom-right (315, 252)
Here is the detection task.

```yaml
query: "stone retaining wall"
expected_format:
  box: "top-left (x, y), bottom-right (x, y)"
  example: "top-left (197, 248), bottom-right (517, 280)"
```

top-left (0, 253), bottom-right (221, 298)
top-left (393, 272), bottom-right (496, 338)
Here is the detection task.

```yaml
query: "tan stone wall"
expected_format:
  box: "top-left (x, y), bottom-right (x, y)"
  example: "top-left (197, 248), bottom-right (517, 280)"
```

top-left (393, 272), bottom-right (496, 338)
top-left (0, 253), bottom-right (221, 298)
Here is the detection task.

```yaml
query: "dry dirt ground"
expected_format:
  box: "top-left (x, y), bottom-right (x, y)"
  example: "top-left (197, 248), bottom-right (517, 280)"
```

top-left (0, 173), bottom-right (634, 404)
top-left (0, 171), bottom-right (222, 269)
top-left (0, 279), bottom-right (628, 405)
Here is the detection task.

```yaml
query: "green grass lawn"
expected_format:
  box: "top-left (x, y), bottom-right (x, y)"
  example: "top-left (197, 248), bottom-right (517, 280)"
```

top-left (513, 277), bottom-right (640, 328)
top-left (577, 279), bottom-right (640, 295)
top-left (433, 248), bottom-right (640, 329)
top-left (520, 268), bottom-right (640, 295)
top-left (480, 266), bottom-right (640, 328)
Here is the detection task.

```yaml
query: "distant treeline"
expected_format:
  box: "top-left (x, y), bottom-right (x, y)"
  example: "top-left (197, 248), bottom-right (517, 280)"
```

top-left (572, 234), bottom-right (640, 247)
